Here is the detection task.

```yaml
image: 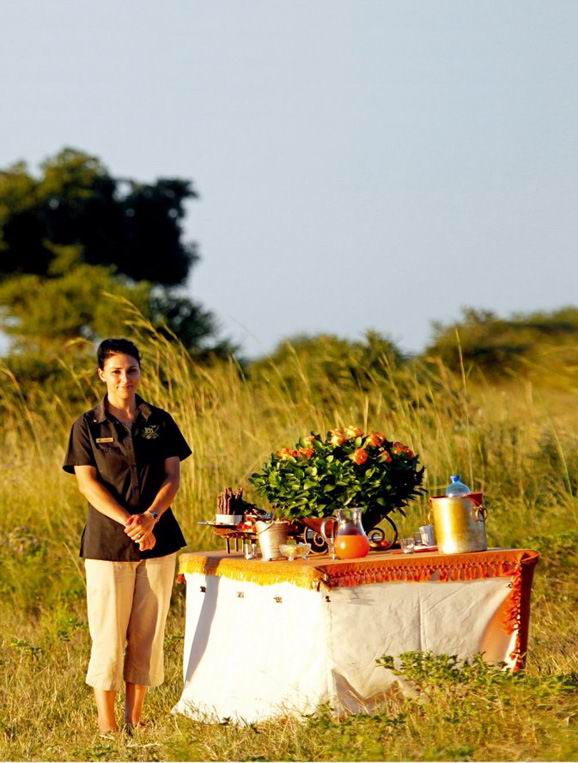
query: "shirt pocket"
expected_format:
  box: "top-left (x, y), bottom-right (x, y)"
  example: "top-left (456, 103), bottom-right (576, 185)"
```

top-left (137, 437), bottom-right (166, 465)
top-left (95, 442), bottom-right (121, 454)
top-left (94, 443), bottom-right (125, 476)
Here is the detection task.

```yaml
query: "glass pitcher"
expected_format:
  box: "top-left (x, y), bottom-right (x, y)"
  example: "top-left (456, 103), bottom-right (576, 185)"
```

top-left (320, 508), bottom-right (370, 560)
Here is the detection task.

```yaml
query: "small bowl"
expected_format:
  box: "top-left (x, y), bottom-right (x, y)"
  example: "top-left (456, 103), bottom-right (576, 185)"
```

top-left (279, 542), bottom-right (311, 561)
top-left (215, 514), bottom-right (242, 526)
top-left (279, 543), bottom-right (299, 561)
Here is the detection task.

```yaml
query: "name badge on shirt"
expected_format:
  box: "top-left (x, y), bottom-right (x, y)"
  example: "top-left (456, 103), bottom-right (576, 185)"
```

top-left (96, 437), bottom-right (115, 444)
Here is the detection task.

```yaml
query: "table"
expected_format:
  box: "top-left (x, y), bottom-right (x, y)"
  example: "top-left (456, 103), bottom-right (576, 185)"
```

top-left (172, 547), bottom-right (539, 723)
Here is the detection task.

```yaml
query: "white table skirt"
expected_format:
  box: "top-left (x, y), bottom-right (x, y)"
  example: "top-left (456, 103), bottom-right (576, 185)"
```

top-left (173, 571), bottom-right (517, 723)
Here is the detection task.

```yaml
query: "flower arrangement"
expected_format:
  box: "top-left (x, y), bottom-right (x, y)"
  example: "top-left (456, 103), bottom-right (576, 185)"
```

top-left (250, 426), bottom-right (425, 527)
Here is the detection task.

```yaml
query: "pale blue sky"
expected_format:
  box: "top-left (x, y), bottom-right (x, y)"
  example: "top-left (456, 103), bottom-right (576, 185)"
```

top-left (1, 0), bottom-right (577, 357)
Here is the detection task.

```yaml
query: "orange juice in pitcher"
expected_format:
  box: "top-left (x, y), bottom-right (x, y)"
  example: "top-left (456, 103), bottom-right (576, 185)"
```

top-left (321, 508), bottom-right (370, 560)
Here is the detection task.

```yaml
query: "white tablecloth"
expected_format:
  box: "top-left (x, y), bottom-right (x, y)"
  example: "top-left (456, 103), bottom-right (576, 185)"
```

top-left (173, 571), bottom-right (517, 723)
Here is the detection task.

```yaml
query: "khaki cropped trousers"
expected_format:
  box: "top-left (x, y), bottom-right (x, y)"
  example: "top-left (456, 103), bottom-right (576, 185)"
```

top-left (84, 553), bottom-right (177, 691)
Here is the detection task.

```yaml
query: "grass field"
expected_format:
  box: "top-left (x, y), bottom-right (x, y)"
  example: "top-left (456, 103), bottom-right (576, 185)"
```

top-left (0, 326), bottom-right (577, 761)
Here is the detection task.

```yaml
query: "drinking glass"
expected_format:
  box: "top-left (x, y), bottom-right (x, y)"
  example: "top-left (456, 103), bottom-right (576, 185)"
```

top-left (400, 537), bottom-right (415, 554)
top-left (297, 542), bottom-right (311, 560)
top-left (419, 524), bottom-right (436, 546)
top-left (243, 538), bottom-right (255, 560)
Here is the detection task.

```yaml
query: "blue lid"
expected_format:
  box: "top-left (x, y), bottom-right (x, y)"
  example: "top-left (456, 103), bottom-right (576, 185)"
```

top-left (450, 474), bottom-right (461, 482)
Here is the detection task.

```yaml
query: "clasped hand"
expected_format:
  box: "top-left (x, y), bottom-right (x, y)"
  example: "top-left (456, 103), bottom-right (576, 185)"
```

top-left (125, 513), bottom-right (156, 551)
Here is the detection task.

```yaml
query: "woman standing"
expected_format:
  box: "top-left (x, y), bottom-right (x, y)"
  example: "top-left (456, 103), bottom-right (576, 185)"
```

top-left (63, 338), bottom-right (191, 733)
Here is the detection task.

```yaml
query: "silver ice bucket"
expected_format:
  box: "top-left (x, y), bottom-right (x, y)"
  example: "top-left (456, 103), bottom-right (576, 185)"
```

top-left (256, 520), bottom-right (290, 561)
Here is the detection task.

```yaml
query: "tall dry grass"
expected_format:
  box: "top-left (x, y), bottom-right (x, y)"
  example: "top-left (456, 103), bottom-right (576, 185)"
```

top-left (0, 310), bottom-right (576, 760)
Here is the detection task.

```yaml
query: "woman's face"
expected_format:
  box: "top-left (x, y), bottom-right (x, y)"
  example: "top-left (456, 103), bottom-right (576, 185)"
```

top-left (97, 353), bottom-right (141, 400)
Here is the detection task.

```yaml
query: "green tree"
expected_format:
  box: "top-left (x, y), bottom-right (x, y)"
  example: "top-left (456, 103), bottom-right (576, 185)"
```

top-left (0, 148), bottom-right (196, 284)
top-left (426, 306), bottom-right (578, 379)
top-left (250, 331), bottom-right (404, 402)
top-left (0, 148), bottom-right (230, 356)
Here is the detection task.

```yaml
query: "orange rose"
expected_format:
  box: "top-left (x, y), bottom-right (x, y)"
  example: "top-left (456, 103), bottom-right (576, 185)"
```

top-left (392, 441), bottom-right (415, 458)
top-left (352, 448), bottom-right (369, 465)
top-left (298, 447), bottom-right (315, 459)
top-left (366, 432), bottom-right (385, 448)
top-left (329, 430), bottom-right (346, 446)
top-left (379, 450), bottom-right (392, 463)
top-left (345, 425), bottom-right (364, 439)
top-left (277, 448), bottom-right (296, 460)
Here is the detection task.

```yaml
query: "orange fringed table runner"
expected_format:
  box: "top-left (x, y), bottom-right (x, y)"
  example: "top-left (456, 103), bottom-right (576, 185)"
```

top-left (179, 548), bottom-right (538, 591)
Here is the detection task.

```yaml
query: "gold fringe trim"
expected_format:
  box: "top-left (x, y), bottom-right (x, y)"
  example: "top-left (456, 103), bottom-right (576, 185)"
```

top-left (179, 553), bottom-right (325, 590)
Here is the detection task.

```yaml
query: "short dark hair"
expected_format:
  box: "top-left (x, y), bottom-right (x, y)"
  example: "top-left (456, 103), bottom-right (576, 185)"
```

top-left (97, 338), bottom-right (141, 370)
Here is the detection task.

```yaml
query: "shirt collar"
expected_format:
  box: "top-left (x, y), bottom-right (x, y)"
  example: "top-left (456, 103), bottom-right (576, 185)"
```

top-left (137, 396), bottom-right (153, 421)
top-left (92, 394), bottom-right (153, 424)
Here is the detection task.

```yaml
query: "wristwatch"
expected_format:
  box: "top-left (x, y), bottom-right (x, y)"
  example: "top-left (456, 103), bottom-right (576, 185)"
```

top-left (147, 510), bottom-right (160, 523)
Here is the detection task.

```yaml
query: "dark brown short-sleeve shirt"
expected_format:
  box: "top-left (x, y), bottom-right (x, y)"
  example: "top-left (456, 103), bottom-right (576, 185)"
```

top-left (63, 395), bottom-right (191, 561)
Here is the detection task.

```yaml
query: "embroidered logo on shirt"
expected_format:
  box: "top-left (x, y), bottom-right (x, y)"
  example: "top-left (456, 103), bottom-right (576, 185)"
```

top-left (96, 437), bottom-right (115, 444)
top-left (141, 425), bottom-right (160, 440)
